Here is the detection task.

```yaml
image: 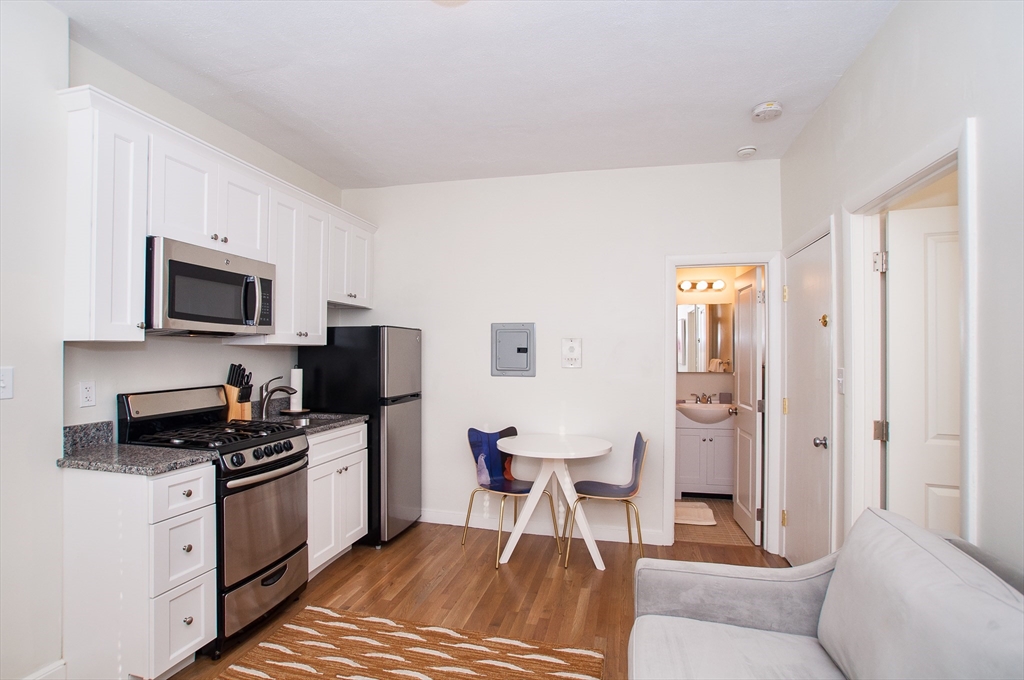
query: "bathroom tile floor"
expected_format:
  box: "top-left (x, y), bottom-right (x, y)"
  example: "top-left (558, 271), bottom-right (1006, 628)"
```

top-left (675, 496), bottom-right (756, 547)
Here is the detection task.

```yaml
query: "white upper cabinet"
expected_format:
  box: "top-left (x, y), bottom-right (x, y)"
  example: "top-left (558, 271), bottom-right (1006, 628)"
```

top-left (150, 137), bottom-right (219, 247)
top-left (63, 105), bottom-right (149, 341)
top-left (218, 166), bottom-right (270, 261)
top-left (327, 212), bottom-right (374, 308)
top-left (60, 86), bottom-right (375, 345)
top-left (227, 190), bottom-right (326, 346)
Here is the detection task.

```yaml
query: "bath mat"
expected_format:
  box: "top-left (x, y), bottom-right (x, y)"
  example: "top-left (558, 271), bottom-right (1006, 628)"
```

top-left (675, 501), bottom-right (717, 525)
top-left (218, 605), bottom-right (605, 680)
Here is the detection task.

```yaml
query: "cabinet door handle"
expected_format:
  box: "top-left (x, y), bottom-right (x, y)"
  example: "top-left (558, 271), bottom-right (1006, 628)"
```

top-left (348, 293), bottom-right (357, 298)
top-left (221, 236), bottom-right (228, 243)
top-left (183, 616), bottom-right (194, 625)
top-left (210, 233), bottom-right (219, 241)
top-left (137, 322), bottom-right (146, 329)
top-left (182, 489), bottom-right (193, 498)
top-left (709, 438), bottom-right (714, 442)
top-left (702, 438), bottom-right (706, 442)
top-left (183, 544), bottom-right (193, 553)
top-left (337, 466), bottom-right (349, 474)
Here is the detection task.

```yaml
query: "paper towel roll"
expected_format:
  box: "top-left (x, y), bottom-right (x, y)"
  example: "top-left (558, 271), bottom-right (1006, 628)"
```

top-left (290, 368), bottom-right (303, 411)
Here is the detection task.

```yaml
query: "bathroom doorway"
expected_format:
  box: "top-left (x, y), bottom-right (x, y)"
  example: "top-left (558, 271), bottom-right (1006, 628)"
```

top-left (672, 264), bottom-right (767, 547)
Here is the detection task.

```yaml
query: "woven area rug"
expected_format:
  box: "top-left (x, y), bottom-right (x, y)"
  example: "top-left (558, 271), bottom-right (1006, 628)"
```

top-left (675, 501), bottom-right (716, 525)
top-left (219, 606), bottom-right (604, 680)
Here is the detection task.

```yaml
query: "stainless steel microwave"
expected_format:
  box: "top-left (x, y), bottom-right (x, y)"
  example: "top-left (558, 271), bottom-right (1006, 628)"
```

top-left (146, 236), bottom-right (274, 336)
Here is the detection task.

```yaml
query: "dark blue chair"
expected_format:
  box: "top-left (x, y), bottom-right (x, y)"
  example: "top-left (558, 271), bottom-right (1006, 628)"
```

top-left (563, 432), bottom-right (649, 567)
top-left (461, 426), bottom-right (562, 568)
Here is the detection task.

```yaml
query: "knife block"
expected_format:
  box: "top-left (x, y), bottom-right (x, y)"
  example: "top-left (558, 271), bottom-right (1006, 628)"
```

top-left (224, 384), bottom-right (251, 421)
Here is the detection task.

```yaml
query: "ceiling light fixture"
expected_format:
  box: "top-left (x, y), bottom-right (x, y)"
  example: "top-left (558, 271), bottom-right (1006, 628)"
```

top-left (737, 146), bottom-right (757, 158)
top-left (752, 101), bottom-right (783, 122)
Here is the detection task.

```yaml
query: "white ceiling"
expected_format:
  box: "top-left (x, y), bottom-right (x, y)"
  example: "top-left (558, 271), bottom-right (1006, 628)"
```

top-left (52, 0), bottom-right (897, 189)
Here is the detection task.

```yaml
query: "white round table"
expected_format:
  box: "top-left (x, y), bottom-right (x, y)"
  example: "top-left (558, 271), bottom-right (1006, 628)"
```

top-left (496, 434), bottom-right (612, 570)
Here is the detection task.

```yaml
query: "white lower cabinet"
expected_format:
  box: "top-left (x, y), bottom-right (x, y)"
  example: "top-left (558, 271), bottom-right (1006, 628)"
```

top-left (675, 427), bottom-right (735, 496)
top-left (307, 425), bottom-right (368, 574)
top-left (63, 464), bottom-right (217, 679)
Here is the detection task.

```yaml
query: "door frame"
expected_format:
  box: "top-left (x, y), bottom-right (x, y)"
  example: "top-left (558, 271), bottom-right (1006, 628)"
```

top-left (664, 252), bottom-right (783, 554)
top-left (781, 220), bottom-right (839, 557)
top-left (843, 119), bottom-right (978, 541)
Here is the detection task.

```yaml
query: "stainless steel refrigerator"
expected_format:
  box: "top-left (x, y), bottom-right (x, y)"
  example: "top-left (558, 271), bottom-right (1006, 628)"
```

top-left (298, 326), bottom-right (422, 545)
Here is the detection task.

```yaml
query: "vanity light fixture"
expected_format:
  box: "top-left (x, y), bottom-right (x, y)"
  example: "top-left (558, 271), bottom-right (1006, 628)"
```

top-left (678, 279), bottom-right (727, 293)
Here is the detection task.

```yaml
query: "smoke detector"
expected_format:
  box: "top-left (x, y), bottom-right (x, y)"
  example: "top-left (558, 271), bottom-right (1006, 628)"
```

top-left (752, 101), bottom-right (783, 122)
top-left (737, 146), bottom-right (757, 158)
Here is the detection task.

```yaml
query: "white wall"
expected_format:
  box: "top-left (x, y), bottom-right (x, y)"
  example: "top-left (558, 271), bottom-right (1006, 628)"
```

top-left (781, 1), bottom-right (1024, 567)
top-left (69, 41), bottom-right (343, 207)
top-left (64, 338), bottom-right (296, 426)
top-left (339, 161), bottom-right (781, 544)
top-left (0, 3), bottom-right (69, 677)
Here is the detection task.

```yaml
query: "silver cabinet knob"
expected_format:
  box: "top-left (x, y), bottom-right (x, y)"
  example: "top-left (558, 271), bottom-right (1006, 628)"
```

top-left (137, 322), bottom-right (145, 329)
top-left (183, 544), bottom-right (193, 553)
top-left (709, 438), bottom-right (714, 442)
top-left (183, 616), bottom-right (194, 625)
top-left (210, 233), bottom-right (219, 241)
top-left (182, 489), bottom-right (193, 498)
top-left (728, 407), bottom-right (738, 415)
top-left (337, 466), bottom-right (349, 474)
top-left (296, 331), bottom-right (302, 337)
top-left (813, 436), bottom-right (829, 449)
top-left (348, 293), bottom-right (357, 298)
top-left (221, 236), bottom-right (228, 243)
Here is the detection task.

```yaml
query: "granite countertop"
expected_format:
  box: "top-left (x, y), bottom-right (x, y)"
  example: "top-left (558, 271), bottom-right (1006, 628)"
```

top-left (57, 412), bottom-right (368, 476)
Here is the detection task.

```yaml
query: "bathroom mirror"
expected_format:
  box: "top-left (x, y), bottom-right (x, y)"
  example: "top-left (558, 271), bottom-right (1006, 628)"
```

top-left (677, 303), bottom-right (733, 373)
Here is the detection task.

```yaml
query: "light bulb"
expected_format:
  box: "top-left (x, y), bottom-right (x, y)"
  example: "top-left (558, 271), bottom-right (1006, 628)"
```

top-left (679, 280), bottom-right (693, 291)
top-left (696, 281), bottom-right (709, 291)
top-left (712, 280), bottom-right (726, 290)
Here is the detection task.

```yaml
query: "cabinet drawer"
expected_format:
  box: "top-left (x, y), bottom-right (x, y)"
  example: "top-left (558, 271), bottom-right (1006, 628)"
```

top-left (149, 465), bottom-right (215, 523)
top-left (308, 424), bottom-right (367, 467)
top-left (151, 504), bottom-right (216, 597)
top-left (150, 569), bottom-right (216, 678)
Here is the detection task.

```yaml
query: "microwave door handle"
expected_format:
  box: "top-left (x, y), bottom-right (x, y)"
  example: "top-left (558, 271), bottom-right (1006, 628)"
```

top-left (241, 275), bottom-right (258, 326)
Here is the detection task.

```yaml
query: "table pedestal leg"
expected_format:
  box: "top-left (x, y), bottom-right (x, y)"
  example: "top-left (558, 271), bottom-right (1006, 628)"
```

top-left (552, 460), bottom-right (605, 570)
top-left (498, 459), bottom-right (555, 565)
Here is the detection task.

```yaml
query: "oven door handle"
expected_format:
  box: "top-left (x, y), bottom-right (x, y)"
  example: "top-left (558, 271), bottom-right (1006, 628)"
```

top-left (225, 456), bottom-right (307, 489)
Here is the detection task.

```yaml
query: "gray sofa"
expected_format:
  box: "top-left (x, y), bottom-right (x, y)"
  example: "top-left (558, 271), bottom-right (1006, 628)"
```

top-left (629, 508), bottom-right (1024, 679)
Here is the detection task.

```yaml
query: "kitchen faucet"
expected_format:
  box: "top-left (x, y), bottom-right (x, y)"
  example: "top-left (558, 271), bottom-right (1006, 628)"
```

top-left (259, 376), bottom-right (296, 420)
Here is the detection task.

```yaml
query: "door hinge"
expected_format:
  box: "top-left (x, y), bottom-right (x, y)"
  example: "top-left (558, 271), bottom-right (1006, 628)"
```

top-left (781, 509), bottom-right (788, 527)
top-left (756, 508), bottom-right (763, 521)
top-left (872, 251), bottom-right (889, 273)
top-left (756, 399), bottom-right (765, 413)
top-left (757, 290), bottom-right (767, 304)
top-left (782, 285), bottom-right (788, 302)
top-left (873, 420), bottom-right (890, 442)
top-left (782, 397), bottom-right (788, 415)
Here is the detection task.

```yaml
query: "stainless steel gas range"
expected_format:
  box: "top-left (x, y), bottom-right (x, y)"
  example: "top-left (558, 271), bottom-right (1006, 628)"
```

top-left (117, 385), bottom-right (309, 657)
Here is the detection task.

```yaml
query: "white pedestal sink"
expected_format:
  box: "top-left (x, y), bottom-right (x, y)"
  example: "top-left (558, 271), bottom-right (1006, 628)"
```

top-left (676, 403), bottom-right (735, 424)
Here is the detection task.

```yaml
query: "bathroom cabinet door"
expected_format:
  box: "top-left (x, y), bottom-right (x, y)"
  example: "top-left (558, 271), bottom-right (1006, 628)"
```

top-left (675, 429), bottom-right (704, 495)
top-left (706, 430), bottom-right (736, 489)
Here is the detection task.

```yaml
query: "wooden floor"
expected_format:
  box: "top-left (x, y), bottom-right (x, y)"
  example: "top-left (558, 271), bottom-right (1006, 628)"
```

top-left (172, 522), bottom-right (788, 680)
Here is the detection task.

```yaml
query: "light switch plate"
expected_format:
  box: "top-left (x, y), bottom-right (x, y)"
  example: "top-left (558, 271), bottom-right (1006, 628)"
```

top-left (0, 367), bottom-right (12, 400)
top-left (561, 338), bottom-right (582, 368)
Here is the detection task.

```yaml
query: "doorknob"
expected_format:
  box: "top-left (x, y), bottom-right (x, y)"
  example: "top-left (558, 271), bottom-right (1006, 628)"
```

top-left (813, 436), bottom-right (829, 449)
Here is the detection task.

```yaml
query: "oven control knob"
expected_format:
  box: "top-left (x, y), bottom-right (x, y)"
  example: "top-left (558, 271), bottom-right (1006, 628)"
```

top-left (273, 442), bottom-right (284, 454)
top-left (283, 440), bottom-right (293, 452)
top-left (230, 452), bottom-right (246, 467)
top-left (252, 447), bottom-right (264, 460)
top-left (263, 445), bottom-right (275, 457)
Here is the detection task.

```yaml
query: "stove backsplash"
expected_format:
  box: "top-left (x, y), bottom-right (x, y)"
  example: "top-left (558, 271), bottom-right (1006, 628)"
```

top-left (63, 336), bottom-right (296, 427)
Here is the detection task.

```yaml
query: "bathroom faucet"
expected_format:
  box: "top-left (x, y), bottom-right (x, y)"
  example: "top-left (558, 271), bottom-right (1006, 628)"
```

top-left (259, 376), bottom-right (296, 420)
top-left (690, 392), bottom-right (714, 404)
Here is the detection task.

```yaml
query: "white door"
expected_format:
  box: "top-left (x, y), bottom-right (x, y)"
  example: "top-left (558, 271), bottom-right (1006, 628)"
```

top-left (887, 207), bottom-right (961, 534)
top-left (784, 235), bottom-right (832, 566)
top-left (302, 205), bottom-right (328, 346)
top-left (150, 137), bottom-right (218, 247)
top-left (307, 461), bottom-right (341, 573)
top-left (218, 167), bottom-right (269, 261)
top-left (268, 188), bottom-right (302, 341)
top-left (733, 267), bottom-right (764, 544)
top-left (339, 450), bottom-right (368, 545)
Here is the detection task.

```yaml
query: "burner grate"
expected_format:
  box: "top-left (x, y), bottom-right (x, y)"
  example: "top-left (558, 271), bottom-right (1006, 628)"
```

top-left (136, 420), bottom-right (296, 449)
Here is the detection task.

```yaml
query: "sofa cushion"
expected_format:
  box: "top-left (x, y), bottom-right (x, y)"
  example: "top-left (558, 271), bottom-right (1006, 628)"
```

top-left (818, 508), bottom-right (1024, 679)
top-left (629, 614), bottom-right (844, 679)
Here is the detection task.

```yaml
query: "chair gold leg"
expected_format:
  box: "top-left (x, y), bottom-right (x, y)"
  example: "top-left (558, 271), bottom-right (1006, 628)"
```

top-left (462, 488), bottom-right (483, 546)
top-left (496, 495), bottom-right (508, 569)
top-left (563, 497), bottom-right (584, 568)
top-left (513, 496), bottom-right (518, 524)
top-left (625, 502), bottom-right (633, 545)
top-left (561, 501), bottom-right (572, 546)
top-left (626, 500), bottom-right (644, 558)
top-left (542, 490), bottom-right (562, 554)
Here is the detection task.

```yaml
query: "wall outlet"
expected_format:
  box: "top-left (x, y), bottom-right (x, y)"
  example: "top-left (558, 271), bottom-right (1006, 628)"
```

top-left (561, 338), bottom-right (582, 368)
top-left (0, 367), bottom-right (12, 400)
top-left (79, 381), bottom-right (96, 407)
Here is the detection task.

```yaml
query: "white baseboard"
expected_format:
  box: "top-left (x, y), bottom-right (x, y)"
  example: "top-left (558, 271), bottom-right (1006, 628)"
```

top-left (25, 660), bottom-right (65, 680)
top-left (421, 508), bottom-right (670, 546)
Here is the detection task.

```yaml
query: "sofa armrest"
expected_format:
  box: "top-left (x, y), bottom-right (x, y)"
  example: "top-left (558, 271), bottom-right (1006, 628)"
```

top-left (634, 552), bottom-right (839, 637)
